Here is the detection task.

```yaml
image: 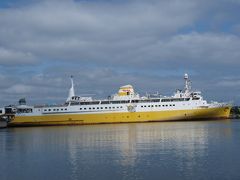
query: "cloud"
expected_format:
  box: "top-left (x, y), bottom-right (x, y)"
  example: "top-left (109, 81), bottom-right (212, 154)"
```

top-left (1, 0), bottom-right (239, 70)
top-left (0, 0), bottom-right (240, 105)
top-left (4, 84), bottom-right (32, 94)
top-left (0, 0), bottom-right (200, 64)
top-left (0, 47), bottom-right (37, 66)
top-left (143, 32), bottom-right (240, 66)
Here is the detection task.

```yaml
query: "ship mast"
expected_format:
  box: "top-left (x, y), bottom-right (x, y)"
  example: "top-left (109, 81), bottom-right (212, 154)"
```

top-left (67, 75), bottom-right (75, 102)
top-left (184, 73), bottom-right (191, 93)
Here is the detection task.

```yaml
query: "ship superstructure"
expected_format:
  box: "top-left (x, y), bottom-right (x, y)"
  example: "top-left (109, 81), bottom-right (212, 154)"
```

top-left (3, 74), bottom-right (231, 126)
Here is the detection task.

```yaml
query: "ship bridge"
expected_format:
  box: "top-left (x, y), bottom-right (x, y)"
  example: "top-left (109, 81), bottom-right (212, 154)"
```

top-left (112, 85), bottom-right (140, 101)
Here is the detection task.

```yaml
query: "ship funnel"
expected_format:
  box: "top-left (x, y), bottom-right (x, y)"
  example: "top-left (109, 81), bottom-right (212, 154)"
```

top-left (66, 75), bottom-right (75, 102)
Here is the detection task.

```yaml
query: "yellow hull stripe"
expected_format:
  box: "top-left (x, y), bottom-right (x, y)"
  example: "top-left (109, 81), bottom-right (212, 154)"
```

top-left (9, 107), bottom-right (231, 126)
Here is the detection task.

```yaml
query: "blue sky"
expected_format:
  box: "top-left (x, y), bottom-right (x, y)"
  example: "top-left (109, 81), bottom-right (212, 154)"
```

top-left (0, 0), bottom-right (240, 106)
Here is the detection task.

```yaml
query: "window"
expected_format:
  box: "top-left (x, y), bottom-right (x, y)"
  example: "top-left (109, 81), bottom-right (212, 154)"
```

top-left (193, 97), bottom-right (200, 100)
top-left (101, 101), bottom-right (110, 104)
top-left (49, 109), bottom-right (51, 111)
top-left (80, 108), bottom-right (82, 110)
top-left (161, 99), bottom-right (171, 102)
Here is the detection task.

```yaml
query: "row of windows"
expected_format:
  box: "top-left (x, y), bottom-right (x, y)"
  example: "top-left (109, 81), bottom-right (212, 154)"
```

top-left (43, 101), bottom-right (202, 112)
top-left (44, 108), bottom-right (68, 112)
top-left (70, 98), bottom-right (194, 106)
top-left (43, 103), bottom-right (184, 112)
top-left (79, 104), bottom-right (176, 111)
top-left (17, 109), bottom-right (33, 113)
top-left (141, 104), bottom-right (176, 108)
top-left (80, 106), bottom-right (123, 110)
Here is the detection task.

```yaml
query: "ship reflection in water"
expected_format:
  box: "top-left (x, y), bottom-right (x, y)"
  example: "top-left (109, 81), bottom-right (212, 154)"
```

top-left (1, 120), bottom-right (240, 180)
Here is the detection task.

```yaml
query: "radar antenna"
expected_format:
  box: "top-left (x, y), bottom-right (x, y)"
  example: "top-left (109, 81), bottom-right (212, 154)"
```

top-left (184, 73), bottom-right (191, 92)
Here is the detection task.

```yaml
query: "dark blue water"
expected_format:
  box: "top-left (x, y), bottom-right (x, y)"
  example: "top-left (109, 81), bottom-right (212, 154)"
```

top-left (1, 119), bottom-right (240, 180)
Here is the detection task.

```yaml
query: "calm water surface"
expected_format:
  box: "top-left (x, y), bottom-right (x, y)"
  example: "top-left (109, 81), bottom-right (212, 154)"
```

top-left (1, 119), bottom-right (240, 180)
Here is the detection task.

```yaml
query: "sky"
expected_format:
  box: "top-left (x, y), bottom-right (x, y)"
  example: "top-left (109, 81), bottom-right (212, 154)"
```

top-left (0, 0), bottom-right (240, 106)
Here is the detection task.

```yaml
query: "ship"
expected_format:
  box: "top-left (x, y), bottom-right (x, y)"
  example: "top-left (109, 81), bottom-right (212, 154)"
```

top-left (2, 74), bottom-right (231, 127)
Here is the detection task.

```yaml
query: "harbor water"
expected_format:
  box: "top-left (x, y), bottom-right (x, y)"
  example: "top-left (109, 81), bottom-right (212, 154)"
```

top-left (1, 119), bottom-right (240, 180)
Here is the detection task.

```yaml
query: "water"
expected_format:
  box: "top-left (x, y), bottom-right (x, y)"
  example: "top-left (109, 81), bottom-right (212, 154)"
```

top-left (1, 119), bottom-right (240, 180)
